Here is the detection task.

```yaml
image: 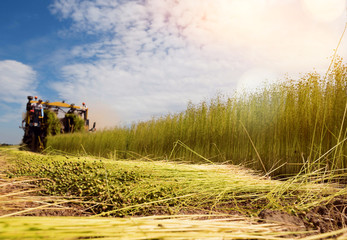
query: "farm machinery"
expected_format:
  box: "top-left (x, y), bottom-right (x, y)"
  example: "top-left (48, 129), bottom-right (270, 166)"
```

top-left (21, 96), bottom-right (96, 151)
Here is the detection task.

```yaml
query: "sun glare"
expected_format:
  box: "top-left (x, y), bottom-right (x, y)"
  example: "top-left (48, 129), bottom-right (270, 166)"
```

top-left (236, 68), bottom-right (278, 93)
top-left (197, 0), bottom-right (268, 47)
top-left (214, 0), bottom-right (267, 27)
top-left (302, 0), bottom-right (346, 22)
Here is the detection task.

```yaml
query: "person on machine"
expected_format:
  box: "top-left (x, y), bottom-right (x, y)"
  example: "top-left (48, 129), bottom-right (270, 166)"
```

top-left (31, 99), bottom-right (44, 127)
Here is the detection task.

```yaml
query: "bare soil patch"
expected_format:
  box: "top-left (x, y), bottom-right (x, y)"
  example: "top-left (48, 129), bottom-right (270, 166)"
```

top-left (303, 198), bottom-right (347, 233)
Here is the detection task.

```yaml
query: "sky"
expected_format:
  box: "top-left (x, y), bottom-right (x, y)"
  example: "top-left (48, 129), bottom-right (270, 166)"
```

top-left (0, 0), bottom-right (346, 144)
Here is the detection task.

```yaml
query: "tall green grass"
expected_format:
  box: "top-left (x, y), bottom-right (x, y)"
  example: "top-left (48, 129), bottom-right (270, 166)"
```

top-left (47, 58), bottom-right (347, 177)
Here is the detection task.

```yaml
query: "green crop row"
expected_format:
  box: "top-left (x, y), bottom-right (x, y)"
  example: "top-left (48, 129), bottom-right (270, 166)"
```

top-left (47, 58), bottom-right (347, 177)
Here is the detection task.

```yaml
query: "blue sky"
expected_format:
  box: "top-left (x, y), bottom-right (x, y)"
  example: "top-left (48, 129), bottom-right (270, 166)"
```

top-left (1, 0), bottom-right (347, 144)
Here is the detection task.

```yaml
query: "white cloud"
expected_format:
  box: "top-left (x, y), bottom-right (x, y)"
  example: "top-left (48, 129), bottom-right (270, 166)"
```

top-left (0, 60), bottom-right (37, 103)
top-left (0, 60), bottom-right (37, 144)
top-left (50, 0), bottom-right (347, 126)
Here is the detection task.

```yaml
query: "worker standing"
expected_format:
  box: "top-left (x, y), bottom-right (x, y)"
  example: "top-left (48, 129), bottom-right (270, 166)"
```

top-left (28, 98), bottom-right (44, 151)
top-left (37, 99), bottom-right (44, 119)
top-left (31, 99), bottom-right (44, 127)
top-left (82, 102), bottom-right (87, 110)
top-left (82, 102), bottom-right (88, 121)
top-left (26, 96), bottom-right (33, 111)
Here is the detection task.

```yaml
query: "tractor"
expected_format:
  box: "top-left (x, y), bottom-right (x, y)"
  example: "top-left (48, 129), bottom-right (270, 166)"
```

top-left (21, 96), bottom-right (96, 151)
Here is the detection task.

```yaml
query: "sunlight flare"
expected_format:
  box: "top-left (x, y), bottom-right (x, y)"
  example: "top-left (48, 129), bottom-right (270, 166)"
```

top-left (302, 0), bottom-right (346, 22)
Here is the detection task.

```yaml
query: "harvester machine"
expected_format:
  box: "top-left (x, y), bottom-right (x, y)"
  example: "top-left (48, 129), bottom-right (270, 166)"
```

top-left (21, 96), bottom-right (96, 151)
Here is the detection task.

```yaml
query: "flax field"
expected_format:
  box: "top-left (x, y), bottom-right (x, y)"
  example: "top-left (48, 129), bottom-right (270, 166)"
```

top-left (47, 59), bottom-right (347, 178)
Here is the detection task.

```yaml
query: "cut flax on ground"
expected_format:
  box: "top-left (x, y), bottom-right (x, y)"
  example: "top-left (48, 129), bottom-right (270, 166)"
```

top-left (1, 216), bottom-right (346, 240)
top-left (0, 146), bottom-right (346, 239)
